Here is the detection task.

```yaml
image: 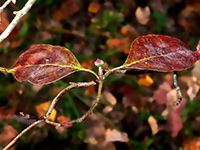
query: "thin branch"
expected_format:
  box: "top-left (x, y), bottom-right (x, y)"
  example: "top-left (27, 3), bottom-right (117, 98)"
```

top-left (3, 120), bottom-right (43, 150)
top-left (0, 0), bottom-right (36, 43)
top-left (45, 81), bottom-right (96, 119)
top-left (173, 71), bottom-right (182, 105)
top-left (46, 69), bottom-right (104, 127)
top-left (0, 0), bottom-right (16, 13)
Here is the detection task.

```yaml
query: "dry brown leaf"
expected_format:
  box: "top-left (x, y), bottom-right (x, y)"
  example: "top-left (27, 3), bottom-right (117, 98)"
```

top-left (187, 76), bottom-right (199, 100)
top-left (135, 6), bottom-right (150, 25)
top-left (10, 38), bottom-right (23, 48)
top-left (0, 125), bottom-right (18, 145)
top-left (120, 24), bottom-right (139, 37)
top-left (103, 91), bottom-right (117, 105)
top-left (88, 2), bottom-right (101, 13)
top-left (103, 106), bottom-right (113, 114)
top-left (148, 115), bottom-right (159, 135)
top-left (105, 129), bottom-right (128, 143)
top-left (52, 0), bottom-right (80, 21)
top-left (36, 101), bottom-right (57, 121)
top-left (0, 12), bottom-right (9, 33)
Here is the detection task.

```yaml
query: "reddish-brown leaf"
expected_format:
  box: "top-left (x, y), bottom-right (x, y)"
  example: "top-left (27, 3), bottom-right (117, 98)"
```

top-left (7, 44), bottom-right (85, 85)
top-left (122, 34), bottom-right (200, 72)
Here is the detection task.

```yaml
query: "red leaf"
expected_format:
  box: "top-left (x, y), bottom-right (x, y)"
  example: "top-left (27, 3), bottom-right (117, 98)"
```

top-left (8, 44), bottom-right (85, 85)
top-left (122, 34), bottom-right (200, 72)
top-left (167, 110), bottom-right (183, 137)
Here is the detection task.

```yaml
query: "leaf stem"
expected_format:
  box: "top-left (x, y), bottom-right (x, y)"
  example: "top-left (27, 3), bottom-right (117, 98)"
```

top-left (61, 71), bottom-right (103, 126)
top-left (103, 65), bottom-right (124, 79)
top-left (82, 68), bottom-right (99, 79)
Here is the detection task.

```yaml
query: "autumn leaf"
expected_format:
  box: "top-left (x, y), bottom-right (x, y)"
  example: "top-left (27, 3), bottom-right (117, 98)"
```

top-left (138, 75), bottom-right (154, 87)
top-left (152, 82), bottom-right (187, 137)
top-left (104, 129), bottom-right (129, 143)
top-left (56, 115), bottom-right (72, 134)
top-left (102, 91), bottom-right (117, 105)
top-left (152, 82), bottom-right (171, 105)
top-left (183, 137), bottom-right (200, 150)
top-left (122, 34), bottom-right (200, 72)
top-left (52, 0), bottom-right (80, 21)
top-left (5, 44), bottom-right (92, 85)
top-left (135, 6), bottom-right (150, 25)
top-left (0, 125), bottom-right (18, 145)
top-left (10, 38), bottom-right (24, 48)
top-left (148, 115), bottom-right (159, 135)
top-left (88, 2), bottom-right (101, 13)
top-left (36, 101), bottom-right (56, 121)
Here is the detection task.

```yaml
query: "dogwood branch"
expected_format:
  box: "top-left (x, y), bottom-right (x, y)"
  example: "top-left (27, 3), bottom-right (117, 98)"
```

top-left (3, 120), bottom-right (43, 150)
top-left (3, 81), bottom-right (96, 149)
top-left (0, 0), bottom-right (16, 13)
top-left (45, 81), bottom-right (97, 120)
top-left (0, 0), bottom-right (36, 43)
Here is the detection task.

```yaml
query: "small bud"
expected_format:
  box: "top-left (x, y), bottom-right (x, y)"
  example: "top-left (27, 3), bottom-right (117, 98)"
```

top-left (196, 40), bottom-right (200, 55)
top-left (95, 59), bottom-right (104, 67)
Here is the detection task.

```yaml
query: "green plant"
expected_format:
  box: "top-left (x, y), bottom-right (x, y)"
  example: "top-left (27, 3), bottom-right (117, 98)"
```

top-left (1, 34), bottom-right (200, 149)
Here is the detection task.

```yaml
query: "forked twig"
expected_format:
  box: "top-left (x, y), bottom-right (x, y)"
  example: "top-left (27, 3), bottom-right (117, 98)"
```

top-left (45, 81), bottom-right (96, 119)
top-left (0, 0), bottom-right (16, 13)
top-left (173, 71), bottom-right (182, 105)
top-left (3, 81), bottom-right (97, 149)
top-left (45, 80), bottom-right (103, 127)
top-left (0, 0), bottom-right (36, 42)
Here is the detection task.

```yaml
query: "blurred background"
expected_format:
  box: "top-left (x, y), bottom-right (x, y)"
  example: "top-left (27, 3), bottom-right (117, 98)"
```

top-left (0, 0), bottom-right (200, 149)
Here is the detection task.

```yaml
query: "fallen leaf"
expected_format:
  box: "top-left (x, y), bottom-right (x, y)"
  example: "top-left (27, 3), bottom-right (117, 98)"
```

top-left (167, 110), bottom-right (182, 137)
top-left (187, 76), bottom-right (199, 100)
top-left (135, 6), bottom-right (150, 25)
top-left (85, 79), bottom-right (96, 95)
top-left (56, 115), bottom-right (72, 134)
top-left (36, 101), bottom-right (57, 121)
top-left (0, 125), bottom-right (18, 145)
top-left (57, 115), bottom-right (72, 127)
top-left (120, 24), bottom-right (139, 37)
top-left (105, 129), bottom-right (129, 143)
top-left (148, 115), bottom-right (159, 135)
top-left (183, 137), bottom-right (200, 150)
top-left (10, 38), bottom-right (24, 48)
top-left (106, 39), bottom-right (121, 48)
top-left (138, 75), bottom-right (154, 87)
top-left (88, 2), bottom-right (101, 13)
top-left (103, 106), bottom-right (113, 114)
top-left (152, 82), bottom-right (171, 105)
top-left (52, 0), bottom-right (80, 21)
top-left (103, 91), bottom-right (117, 105)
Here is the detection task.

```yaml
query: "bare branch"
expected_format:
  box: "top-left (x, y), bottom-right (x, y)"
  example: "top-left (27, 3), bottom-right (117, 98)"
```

top-left (0, 0), bottom-right (16, 13)
top-left (45, 81), bottom-right (96, 119)
top-left (61, 78), bottom-right (103, 126)
top-left (3, 120), bottom-right (43, 150)
top-left (45, 69), bottom-right (103, 127)
top-left (0, 0), bottom-right (36, 43)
